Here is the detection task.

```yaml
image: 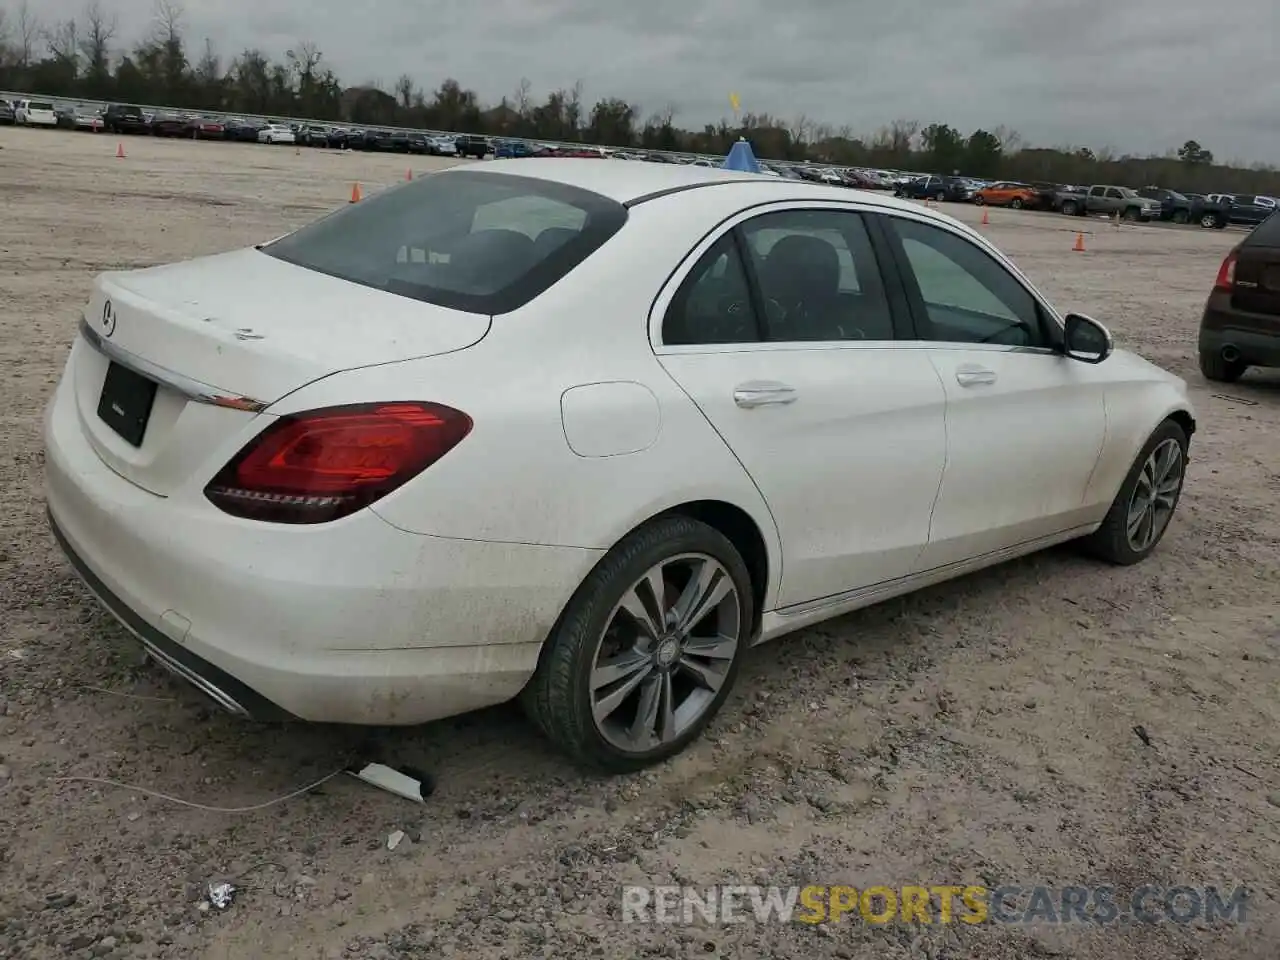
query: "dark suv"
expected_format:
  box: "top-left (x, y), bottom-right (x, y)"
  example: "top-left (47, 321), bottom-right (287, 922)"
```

top-left (454, 134), bottom-right (490, 159)
top-left (103, 103), bottom-right (148, 135)
top-left (1198, 211), bottom-right (1280, 382)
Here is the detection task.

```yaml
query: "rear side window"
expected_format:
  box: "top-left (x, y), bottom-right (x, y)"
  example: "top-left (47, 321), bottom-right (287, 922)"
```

top-left (263, 171), bottom-right (627, 314)
top-left (30, 101), bottom-right (54, 111)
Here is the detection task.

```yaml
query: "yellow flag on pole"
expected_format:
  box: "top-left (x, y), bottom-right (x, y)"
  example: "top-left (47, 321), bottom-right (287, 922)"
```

top-left (729, 92), bottom-right (741, 115)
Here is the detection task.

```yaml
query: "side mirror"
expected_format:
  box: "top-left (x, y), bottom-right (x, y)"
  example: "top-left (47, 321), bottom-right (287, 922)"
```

top-left (1063, 313), bottom-right (1113, 363)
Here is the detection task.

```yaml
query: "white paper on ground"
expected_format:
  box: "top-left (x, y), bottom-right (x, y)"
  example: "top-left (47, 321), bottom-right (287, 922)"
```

top-left (347, 762), bottom-right (427, 804)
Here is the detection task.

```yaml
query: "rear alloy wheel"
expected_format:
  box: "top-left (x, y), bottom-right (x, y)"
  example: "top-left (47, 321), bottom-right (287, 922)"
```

top-left (524, 516), bottom-right (752, 772)
top-left (1200, 213), bottom-right (1221, 229)
top-left (1199, 349), bottom-right (1247, 383)
top-left (1083, 420), bottom-right (1187, 565)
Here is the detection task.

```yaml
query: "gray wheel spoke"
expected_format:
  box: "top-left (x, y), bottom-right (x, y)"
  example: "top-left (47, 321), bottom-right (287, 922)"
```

top-left (677, 655), bottom-right (727, 693)
top-left (682, 634), bottom-right (738, 660)
top-left (593, 661), bottom-right (653, 722)
top-left (671, 560), bottom-right (732, 636)
top-left (1126, 501), bottom-right (1149, 537)
top-left (592, 651), bottom-right (650, 690)
top-left (618, 567), bottom-right (668, 642)
top-left (628, 675), bottom-right (662, 744)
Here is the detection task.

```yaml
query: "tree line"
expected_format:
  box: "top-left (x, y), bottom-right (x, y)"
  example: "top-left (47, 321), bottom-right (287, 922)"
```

top-left (2, 0), bottom-right (1278, 195)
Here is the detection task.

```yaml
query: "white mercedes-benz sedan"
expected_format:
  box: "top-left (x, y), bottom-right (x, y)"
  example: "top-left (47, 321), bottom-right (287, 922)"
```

top-left (45, 159), bottom-right (1195, 771)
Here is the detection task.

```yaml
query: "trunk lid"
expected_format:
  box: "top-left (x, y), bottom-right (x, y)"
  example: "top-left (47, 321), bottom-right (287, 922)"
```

top-left (72, 247), bottom-right (491, 496)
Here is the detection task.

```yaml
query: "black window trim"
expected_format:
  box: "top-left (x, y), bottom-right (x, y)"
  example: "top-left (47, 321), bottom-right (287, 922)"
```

top-left (655, 202), bottom-right (915, 350)
top-left (875, 209), bottom-right (1065, 354)
top-left (261, 169), bottom-right (628, 316)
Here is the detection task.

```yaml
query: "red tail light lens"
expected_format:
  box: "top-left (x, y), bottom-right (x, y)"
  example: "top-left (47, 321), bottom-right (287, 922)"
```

top-left (205, 402), bottom-right (472, 524)
top-left (1214, 250), bottom-right (1238, 291)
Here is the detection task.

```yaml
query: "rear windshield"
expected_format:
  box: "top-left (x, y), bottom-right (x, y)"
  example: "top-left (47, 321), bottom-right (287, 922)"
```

top-left (263, 170), bottom-right (628, 315)
top-left (1245, 210), bottom-right (1280, 247)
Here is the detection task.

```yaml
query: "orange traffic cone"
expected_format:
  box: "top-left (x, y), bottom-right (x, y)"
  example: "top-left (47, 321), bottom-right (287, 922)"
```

top-left (115, 142), bottom-right (125, 159)
top-left (980, 208), bottom-right (990, 226)
top-left (406, 169), bottom-right (413, 181)
top-left (1072, 231), bottom-right (1086, 252)
top-left (349, 182), bottom-right (362, 203)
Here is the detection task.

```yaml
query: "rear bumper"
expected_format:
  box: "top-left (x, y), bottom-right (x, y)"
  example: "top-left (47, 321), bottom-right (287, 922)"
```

top-left (1200, 296), bottom-right (1280, 367)
top-left (44, 374), bottom-right (604, 725)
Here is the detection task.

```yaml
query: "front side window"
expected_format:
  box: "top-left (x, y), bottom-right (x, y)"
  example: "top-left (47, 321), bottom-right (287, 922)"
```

top-left (887, 217), bottom-right (1050, 349)
top-left (739, 209), bottom-right (895, 341)
top-left (264, 170), bottom-right (627, 315)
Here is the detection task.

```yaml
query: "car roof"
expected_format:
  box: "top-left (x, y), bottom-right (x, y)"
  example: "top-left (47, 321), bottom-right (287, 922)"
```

top-left (461, 157), bottom-right (932, 214)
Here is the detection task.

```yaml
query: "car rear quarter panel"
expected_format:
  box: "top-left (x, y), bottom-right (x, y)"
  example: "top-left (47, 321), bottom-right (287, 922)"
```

top-left (265, 194), bottom-right (785, 603)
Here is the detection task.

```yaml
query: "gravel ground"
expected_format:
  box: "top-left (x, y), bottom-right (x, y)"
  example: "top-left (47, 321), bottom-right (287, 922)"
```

top-left (1, 126), bottom-right (1278, 960)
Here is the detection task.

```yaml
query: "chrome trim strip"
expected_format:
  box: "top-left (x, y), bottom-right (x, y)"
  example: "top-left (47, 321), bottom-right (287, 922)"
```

top-left (78, 317), bottom-right (270, 413)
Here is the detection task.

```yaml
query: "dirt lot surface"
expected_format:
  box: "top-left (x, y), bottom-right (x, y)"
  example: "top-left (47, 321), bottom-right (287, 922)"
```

top-left (1, 126), bottom-right (1278, 960)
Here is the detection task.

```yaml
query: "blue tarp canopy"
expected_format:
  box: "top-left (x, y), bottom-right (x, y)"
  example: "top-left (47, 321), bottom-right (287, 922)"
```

top-left (721, 138), bottom-right (761, 173)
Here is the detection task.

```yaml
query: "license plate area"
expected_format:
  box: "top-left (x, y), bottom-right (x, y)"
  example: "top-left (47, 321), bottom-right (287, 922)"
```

top-left (97, 362), bottom-right (158, 447)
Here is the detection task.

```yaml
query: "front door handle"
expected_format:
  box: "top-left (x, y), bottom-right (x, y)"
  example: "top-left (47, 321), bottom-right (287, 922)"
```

top-left (955, 366), bottom-right (997, 387)
top-left (733, 381), bottom-right (798, 408)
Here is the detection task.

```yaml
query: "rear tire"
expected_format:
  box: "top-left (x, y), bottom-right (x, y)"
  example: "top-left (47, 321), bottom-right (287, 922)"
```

top-left (1199, 349), bottom-right (1247, 383)
top-left (523, 516), bottom-right (754, 772)
top-left (1200, 213), bottom-right (1222, 229)
top-left (1082, 420), bottom-right (1187, 565)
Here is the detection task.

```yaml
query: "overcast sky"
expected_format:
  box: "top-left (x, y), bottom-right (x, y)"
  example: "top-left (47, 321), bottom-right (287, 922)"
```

top-left (16, 0), bottom-right (1280, 162)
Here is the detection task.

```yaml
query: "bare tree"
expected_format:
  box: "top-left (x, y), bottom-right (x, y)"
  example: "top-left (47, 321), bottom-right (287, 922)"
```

top-left (992, 125), bottom-right (1023, 153)
top-left (45, 18), bottom-right (79, 68)
top-left (888, 118), bottom-right (920, 153)
top-left (786, 114), bottom-right (811, 144)
top-left (15, 0), bottom-right (41, 68)
top-left (514, 77), bottom-right (532, 117)
top-left (151, 0), bottom-right (182, 44)
top-left (79, 0), bottom-right (116, 83)
top-left (394, 73), bottom-right (414, 109)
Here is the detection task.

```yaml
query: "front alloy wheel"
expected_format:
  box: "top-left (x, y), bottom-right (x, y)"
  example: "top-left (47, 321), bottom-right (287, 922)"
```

top-left (1124, 438), bottom-right (1183, 553)
top-left (1083, 419), bottom-right (1188, 565)
top-left (524, 516), bottom-right (753, 771)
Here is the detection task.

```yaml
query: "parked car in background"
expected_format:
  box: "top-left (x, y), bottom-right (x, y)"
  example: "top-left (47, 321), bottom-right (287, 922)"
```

top-left (1223, 195), bottom-right (1277, 228)
top-left (1137, 187), bottom-right (1230, 229)
top-left (257, 123), bottom-right (296, 145)
top-left (1198, 210), bottom-right (1280, 382)
top-left (1060, 185), bottom-right (1162, 221)
top-left (454, 134), bottom-right (490, 158)
top-left (896, 175), bottom-right (973, 202)
top-left (296, 125), bottom-right (331, 146)
top-left (102, 104), bottom-right (149, 135)
top-left (149, 113), bottom-right (187, 137)
top-left (222, 118), bottom-right (267, 143)
top-left (184, 116), bottom-right (225, 139)
top-left (974, 181), bottom-right (1040, 208)
top-left (15, 99), bottom-right (58, 127)
top-left (0, 99), bottom-right (14, 124)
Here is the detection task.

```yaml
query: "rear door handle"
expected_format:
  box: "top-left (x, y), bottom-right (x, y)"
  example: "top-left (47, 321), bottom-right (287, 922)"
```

top-left (955, 366), bottom-right (997, 387)
top-left (733, 381), bottom-right (798, 408)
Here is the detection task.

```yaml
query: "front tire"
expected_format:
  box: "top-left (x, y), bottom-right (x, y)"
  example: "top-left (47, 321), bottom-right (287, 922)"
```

top-left (523, 516), bottom-right (754, 772)
top-left (1062, 200), bottom-right (1080, 216)
top-left (1083, 420), bottom-right (1187, 565)
top-left (1010, 198), bottom-right (1023, 209)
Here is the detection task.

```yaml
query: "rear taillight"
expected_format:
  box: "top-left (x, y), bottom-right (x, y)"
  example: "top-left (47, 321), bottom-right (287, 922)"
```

top-left (1214, 250), bottom-right (1238, 291)
top-left (205, 402), bottom-right (471, 524)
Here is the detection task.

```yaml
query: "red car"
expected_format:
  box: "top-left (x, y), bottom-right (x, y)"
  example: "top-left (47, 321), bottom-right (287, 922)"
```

top-left (184, 116), bottom-right (225, 139)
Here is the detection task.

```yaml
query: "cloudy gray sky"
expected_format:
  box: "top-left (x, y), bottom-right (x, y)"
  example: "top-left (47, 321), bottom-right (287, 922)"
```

top-left (18, 0), bottom-right (1280, 162)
